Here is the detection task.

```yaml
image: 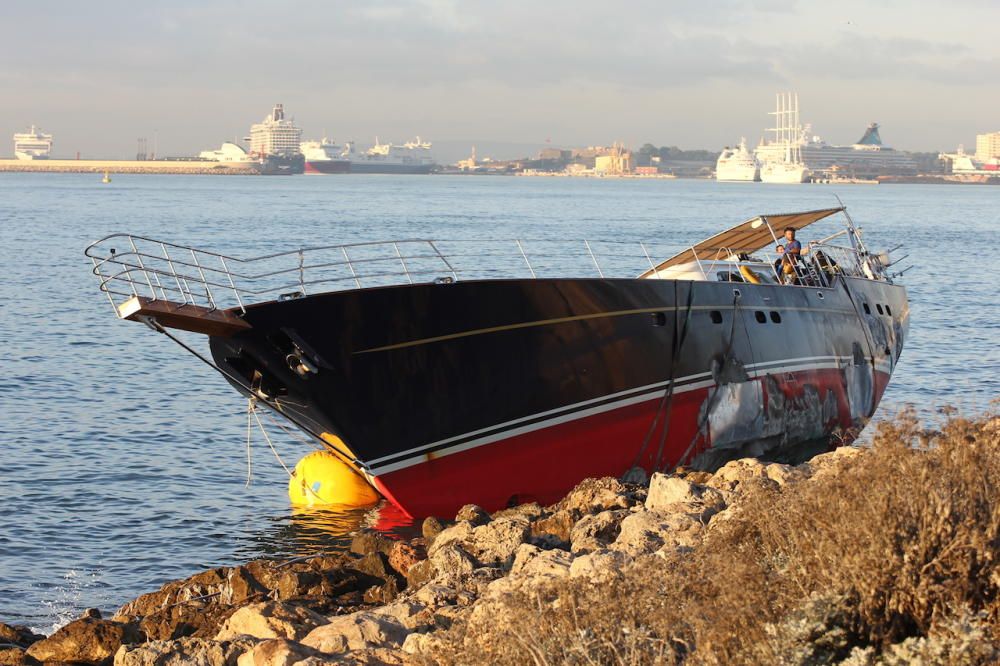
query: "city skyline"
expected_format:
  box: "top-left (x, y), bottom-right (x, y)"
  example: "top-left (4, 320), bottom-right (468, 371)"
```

top-left (2, 1), bottom-right (998, 160)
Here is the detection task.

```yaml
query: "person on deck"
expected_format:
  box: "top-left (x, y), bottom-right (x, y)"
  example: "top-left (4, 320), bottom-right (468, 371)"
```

top-left (775, 227), bottom-right (802, 284)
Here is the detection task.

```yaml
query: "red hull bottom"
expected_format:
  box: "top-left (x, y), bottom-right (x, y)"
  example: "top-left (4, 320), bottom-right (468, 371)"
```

top-left (372, 367), bottom-right (890, 518)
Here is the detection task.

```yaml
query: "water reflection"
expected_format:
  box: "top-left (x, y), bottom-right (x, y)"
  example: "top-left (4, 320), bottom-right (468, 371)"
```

top-left (235, 501), bottom-right (418, 561)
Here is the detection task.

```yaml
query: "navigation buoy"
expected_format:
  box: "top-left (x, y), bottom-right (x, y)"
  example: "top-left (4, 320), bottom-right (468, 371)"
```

top-left (288, 450), bottom-right (380, 507)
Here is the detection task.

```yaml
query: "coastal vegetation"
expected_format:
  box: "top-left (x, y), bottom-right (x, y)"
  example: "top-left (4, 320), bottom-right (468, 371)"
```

top-left (2, 408), bottom-right (997, 665)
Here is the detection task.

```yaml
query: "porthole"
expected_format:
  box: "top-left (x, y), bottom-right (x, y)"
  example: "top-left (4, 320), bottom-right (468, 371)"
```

top-left (770, 311), bottom-right (782, 324)
top-left (886, 305), bottom-right (892, 316)
top-left (817, 291), bottom-right (825, 299)
top-left (755, 311), bottom-right (767, 324)
top-left (863, 303), bottom-right (871, 315)
top-left (710, 310), bottom-right (723, 324)
top-left (651, 312), bottom-right (667, 327)
top-left (876, 304), bottom-right (884, 315)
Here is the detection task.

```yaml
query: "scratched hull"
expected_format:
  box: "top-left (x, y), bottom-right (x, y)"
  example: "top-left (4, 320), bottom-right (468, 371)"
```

top-left (209, 275), bottom-right (908, 517)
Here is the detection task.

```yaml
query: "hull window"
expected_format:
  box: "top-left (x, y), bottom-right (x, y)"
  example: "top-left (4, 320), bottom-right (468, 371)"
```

top-left (770, 311), bottom-right (782, 323)
top-left (754, 311), bottom-right (767, 324)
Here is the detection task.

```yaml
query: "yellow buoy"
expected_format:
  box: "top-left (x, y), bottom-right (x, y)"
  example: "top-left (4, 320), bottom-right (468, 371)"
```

top-left (288, 449), bottom-right (381, 508)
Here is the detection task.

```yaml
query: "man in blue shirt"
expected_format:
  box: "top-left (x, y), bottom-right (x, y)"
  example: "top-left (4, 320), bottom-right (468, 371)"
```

top-left (776, 227), bottom-right (802, 284)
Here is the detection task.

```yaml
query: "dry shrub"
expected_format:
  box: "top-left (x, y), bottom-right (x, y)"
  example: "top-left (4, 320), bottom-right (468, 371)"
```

top-left (427, 409), bottom-right (1000, 665)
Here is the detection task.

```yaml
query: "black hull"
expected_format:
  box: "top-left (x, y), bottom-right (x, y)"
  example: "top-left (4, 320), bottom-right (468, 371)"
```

top-left (210, 275), bottom-right (908, 516)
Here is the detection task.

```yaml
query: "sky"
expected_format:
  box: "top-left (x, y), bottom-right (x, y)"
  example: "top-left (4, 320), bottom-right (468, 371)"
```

top-left (1, 0), bottom-right (998, 161)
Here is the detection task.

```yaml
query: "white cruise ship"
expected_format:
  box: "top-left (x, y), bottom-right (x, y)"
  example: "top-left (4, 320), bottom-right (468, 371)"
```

top-left (758, 93), bottom-right (810, 184)
top-left (13, 125), bottom-right (53, 160)
top-left (715, 138), bottom-right (759, 181)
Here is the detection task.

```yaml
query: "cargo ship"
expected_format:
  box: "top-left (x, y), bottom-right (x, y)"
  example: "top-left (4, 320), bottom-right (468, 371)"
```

top-left (87, 205), bottom-right (908, 518)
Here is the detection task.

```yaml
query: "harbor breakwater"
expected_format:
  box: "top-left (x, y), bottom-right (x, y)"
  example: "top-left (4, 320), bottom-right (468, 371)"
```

top-left (2, 409), bottom-right (997, 665)
top-left (0, 159), bottom-right (259, 176)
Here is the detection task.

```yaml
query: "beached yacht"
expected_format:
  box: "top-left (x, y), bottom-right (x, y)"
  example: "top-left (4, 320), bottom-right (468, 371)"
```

top-left (86, 206), bottom-right (908, 517)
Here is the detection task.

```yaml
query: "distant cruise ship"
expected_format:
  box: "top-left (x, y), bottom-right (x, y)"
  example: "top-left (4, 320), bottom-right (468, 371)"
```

top-left (715, 138), bottom-right (759, 181)
top-left (13, 125), bottom-right (53, 160)
top-left (344, 138), bottom-right (436, 174)
top-left (246, 104), bottom-right (304, 175)
top-left (751, 95), bottom-right (917, 178)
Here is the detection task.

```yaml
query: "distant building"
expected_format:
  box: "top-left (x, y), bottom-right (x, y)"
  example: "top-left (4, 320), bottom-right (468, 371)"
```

top-left (538, 147), bottom-right (570, 161)
top-left (976, 131), bottom-right (1000, 161)
top-left (248, 104), bottom-right (302, 157)
top-left (593, 143), bottom-right (632, 175)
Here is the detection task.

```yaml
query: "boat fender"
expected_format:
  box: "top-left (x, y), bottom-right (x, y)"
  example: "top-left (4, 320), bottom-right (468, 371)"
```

top-left (738, 265), bottom-right (762, 284)
top-left (288, 450), bottom-right (381, 507)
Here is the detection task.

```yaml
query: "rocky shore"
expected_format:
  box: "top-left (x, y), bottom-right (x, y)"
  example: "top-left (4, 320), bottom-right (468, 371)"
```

top-left (2, 410), bottom-right (997, 665)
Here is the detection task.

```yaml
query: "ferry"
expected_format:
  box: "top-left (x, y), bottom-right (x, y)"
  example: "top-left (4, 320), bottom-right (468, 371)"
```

top-left (13, 125), bottom-right (53, 160)
top-left (301, 139), bottom-right (351, 174)
top-left (86, 206), bottom-right (908, 518)
top-left (344, 138), bottom-right (436, 174)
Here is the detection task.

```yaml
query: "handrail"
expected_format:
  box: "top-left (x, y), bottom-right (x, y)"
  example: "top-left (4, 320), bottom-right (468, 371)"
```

top-left (85, 235), bottom-right (685, 319)
top-left (85, 229), bottom-right (891, 323)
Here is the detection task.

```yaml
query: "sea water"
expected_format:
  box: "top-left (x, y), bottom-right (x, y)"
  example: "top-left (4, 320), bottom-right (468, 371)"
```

top-left (0, 173), bottom-right (996, 630)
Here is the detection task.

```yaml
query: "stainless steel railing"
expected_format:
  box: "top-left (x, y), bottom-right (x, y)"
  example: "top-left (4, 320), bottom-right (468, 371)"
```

top-left (85, 234), bottom-right (679, 316)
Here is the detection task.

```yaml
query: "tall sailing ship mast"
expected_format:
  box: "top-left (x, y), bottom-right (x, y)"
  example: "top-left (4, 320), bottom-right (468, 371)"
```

top-left (759, 93), bottom-right (810, 184)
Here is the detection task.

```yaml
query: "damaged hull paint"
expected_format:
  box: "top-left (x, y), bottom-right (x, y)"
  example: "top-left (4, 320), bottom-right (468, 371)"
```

top-left (210, 274), bottom-right (908, 517)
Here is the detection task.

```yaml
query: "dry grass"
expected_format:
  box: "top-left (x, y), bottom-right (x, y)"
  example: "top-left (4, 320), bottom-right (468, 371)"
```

top-left (429, 408), bottom-right (1000, 665)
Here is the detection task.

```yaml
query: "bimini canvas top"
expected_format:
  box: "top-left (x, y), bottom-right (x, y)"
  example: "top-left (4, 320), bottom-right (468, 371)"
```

top-left (640, 206), bottom-right (845, 276)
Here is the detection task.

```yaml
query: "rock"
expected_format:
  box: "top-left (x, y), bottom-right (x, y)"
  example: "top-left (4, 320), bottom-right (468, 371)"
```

top-left (0, 623), bottom-right (44, 648)
top-left (705, 458), bottom-right (769, 494)
top-left (568, 549), bottom-right (631, 582)
top-left (764, 462), bottom-right (795, 486)
top-left (401, 632), bottom-right (446, 656)
top-left (614, 509), bottom-right (703, 557)
top-left (386, 541), bottom-right (425, 578)
top-left (350, 552), bottom-right (398, 584)
top-left (404, 559), bottom-right (435, 591)
top-left (301, 612), bottom-right (409, 654)
top-left (331, 646), bottom-right (407, 665)
top-left (214, 601), bottom-right (329, 642)
top-left (556, 477), bottom-right (635, 518)
top-left (363, 577), bottom-right (400, 605)
top-left (646, 474), bottom-right (726, 518)
top-left (0, 646), bottom-right (37, 666)
top-left (27, 616), bottom-right (144, 665)
top-left (411, 583), bottom-right (475, 610)
top-left (569, 509), bottom-right (628, 554)
top-left (509, 544), bottom-right (573, 578)
top-left (428, 543), bottom-right (477, 582)
top-left (466, 517), bottom-right (531, 568)
top-left (426, 521), bottom-right (474, 558)
top-left (804, 446), bottom-right (865, 480)
top-left (490, 502), bottom-right (545, 522)
top-left (421, 517), bottom-right (446, 544)
top-left (235, 638), bottom-right (323, 666)
top-left (113, 636), bottom-right (257, 666)
top-left (350, 530), bottom-right (394, 558)
top-left (369, 601), bottom-right (433, 632)
top-left (454, 504), bottom-right (490, 526)
top-left (530, 509), bottom-right (575, 547)
top-left (82, 608), bottom-right (103, 619)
